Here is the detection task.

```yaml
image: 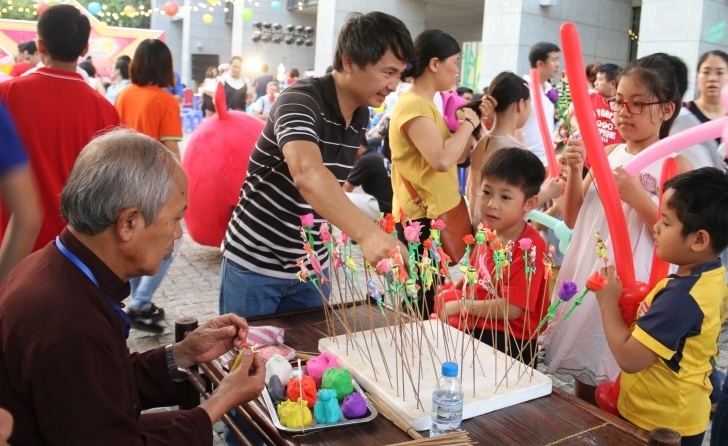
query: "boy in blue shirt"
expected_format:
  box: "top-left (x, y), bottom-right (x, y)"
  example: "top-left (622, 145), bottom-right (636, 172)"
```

top-left (595, 167), bottom-right (728, 445)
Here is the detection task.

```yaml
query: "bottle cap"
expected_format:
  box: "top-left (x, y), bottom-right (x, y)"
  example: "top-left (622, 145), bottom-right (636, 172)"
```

top-left (442, 361), bottom-right (458, 377)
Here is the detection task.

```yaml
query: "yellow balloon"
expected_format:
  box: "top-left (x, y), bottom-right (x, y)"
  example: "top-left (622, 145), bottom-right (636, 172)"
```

top-left (373, 104), bottom-right (385, 113)
top-left (202, 13), bottom-right (213, 24)
top-left (123, 5), bottom-right (135, 15)
top-left (208, 0), bottom-right (219, 5)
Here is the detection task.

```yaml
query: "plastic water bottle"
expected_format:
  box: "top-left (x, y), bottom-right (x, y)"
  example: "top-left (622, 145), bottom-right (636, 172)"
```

top-left (430, 361), bottom-right (464, 436)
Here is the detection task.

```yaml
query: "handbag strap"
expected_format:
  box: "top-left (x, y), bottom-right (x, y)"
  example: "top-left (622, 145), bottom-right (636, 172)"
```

top-left (399, 174), bottom-right (427, 213)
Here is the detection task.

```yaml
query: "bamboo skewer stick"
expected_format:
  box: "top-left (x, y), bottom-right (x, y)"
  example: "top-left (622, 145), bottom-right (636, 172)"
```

top-left (385, 432), bottom-right (475, 446)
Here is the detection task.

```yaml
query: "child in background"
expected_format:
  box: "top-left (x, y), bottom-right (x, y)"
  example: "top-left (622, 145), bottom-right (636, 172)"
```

top-left (543, 54), bottom-right (693, 403)
top-left (436, 148), bottom-right (548, 365)
top-left (595, 167), bottom-right (728, 446)
top-left (464, 72), bottom-right (531, 226)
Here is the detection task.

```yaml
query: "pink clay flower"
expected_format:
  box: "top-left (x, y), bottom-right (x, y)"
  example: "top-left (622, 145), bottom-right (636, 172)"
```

top-left (300, 213), bottom-right (314, 227)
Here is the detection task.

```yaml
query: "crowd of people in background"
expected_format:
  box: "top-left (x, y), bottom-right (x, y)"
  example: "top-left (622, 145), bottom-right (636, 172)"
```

top-left (0, 5), bottom-right (728, 446)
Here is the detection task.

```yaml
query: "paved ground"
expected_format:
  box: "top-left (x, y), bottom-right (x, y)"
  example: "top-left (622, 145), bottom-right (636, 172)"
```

top-left (126, 137), bottom-right (724, 445)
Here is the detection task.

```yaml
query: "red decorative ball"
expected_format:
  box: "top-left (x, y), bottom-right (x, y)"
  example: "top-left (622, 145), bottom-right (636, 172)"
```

top-left (181, 109), bottom-right (263, 247)
top-left (35, 2), bottom-right (50, 14)
top-left (162, 1), bottom-right (179, 16)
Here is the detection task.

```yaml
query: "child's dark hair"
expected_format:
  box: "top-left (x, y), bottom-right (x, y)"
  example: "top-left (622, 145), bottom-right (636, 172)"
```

top-left (489, 71), bottom-right (530, 113)
top-left (37, 4), bottom-right (91, 63)
top-left (645, 53), bottom-right (688, 98)
top-left (401, 29), bottom-right (460, 80)
top-left (586, 61), bottom-right (601, 85)
top-left (597, 63), bottom-right (621, 83)
top-left (456, 86), bottom-right (473, 97)
top-left (663, 167), bottom-right (728, 253)
top-left (481, 148), bottom-right (545, 199)
top-left (618, 55), bottom-right (682, 139)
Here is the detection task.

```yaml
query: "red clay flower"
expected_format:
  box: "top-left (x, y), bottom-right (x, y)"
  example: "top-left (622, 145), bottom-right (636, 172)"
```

top-left (586, 271), bottom-right (608, 291)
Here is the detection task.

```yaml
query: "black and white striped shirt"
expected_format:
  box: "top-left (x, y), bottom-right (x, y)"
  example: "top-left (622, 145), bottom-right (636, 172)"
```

top-left (223, 74), bottom-right (369, 279)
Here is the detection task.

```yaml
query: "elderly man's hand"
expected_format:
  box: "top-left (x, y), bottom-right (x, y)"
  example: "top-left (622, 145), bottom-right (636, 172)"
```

top-left (174, 314), bottom-right (249, 368)
top-left (199, 349), bottom-right (266, 424)
top-left (221, 350), bottom-right (266, 403)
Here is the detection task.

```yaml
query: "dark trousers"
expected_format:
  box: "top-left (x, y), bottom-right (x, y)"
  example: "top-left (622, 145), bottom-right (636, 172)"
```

top-left (712, 376), bottom-right (728, 446)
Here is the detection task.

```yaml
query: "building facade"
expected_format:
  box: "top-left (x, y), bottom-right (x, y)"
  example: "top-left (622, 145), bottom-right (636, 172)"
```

top-left (153, 0), bottom-right (727, 98)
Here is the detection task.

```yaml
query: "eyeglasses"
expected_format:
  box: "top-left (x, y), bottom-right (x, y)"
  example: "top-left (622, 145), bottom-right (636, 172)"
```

top-left (608, 100), bottom-right (665, 114)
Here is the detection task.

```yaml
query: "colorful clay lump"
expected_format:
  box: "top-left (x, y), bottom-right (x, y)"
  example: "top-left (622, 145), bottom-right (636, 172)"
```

top-left (313, 388), bottom-right (342, 424)
top-left (286, 375), bottom-right (317, 409)
top-left (277, 398), bottom-right (312, 428)
top-left (321, 368), bottom-right (354, 401)
top-left (341, 392), bottom-right (368, 419)
top-left (306, 352), bottom-right (340, 385)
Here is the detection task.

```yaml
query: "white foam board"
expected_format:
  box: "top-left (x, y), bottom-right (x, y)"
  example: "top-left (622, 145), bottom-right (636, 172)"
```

top-left (319, 319), bottom-right (552, 431)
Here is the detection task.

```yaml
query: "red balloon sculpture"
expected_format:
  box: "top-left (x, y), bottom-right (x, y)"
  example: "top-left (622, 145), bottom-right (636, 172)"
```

top-left (181, 83), bottom-right (264, 247)
top-left (560, 22), bottom-right (650, 415)
top-left (529, 68), bottom-right (559, 178)
top-left (648, 157), bottom-right (678, 288)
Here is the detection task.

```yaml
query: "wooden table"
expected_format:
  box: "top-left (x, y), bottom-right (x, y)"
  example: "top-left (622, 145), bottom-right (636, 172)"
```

top-left (202, 303), bottom-right (649, 446)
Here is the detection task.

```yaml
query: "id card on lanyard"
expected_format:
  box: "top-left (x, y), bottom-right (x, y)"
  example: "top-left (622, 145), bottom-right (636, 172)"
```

top-left (56, 236), bottom-right (131, 339)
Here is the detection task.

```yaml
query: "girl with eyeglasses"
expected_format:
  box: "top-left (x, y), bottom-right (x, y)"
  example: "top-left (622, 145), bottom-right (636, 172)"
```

top-left (542, 54), bottom-right (693, 405)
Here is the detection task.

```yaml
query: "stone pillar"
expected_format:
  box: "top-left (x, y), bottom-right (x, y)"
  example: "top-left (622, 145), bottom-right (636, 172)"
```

top-left (480, 0), bottom-right (631, 90)
top-left (313, 0), bottom-right (426, 75)
top-left (231, 3), bottom-right (244, 58)
top-left (638, 0), bottom-right (728, 98)
top-left (180, 0), bottom-right (192, 86)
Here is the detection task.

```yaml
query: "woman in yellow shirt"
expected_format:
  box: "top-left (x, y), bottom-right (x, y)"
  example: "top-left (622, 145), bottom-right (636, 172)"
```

top-left (389, 29), bottom-right (494, 312)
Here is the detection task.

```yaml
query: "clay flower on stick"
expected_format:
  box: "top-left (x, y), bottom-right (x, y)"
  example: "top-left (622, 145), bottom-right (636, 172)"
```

top-left (300, 213), bottom-right (315, 246)
top-left (534, 281), bottom-right (578, 333)
top-left (562, 271), bottom-right (608, 320)
top-left (594, 231), bottom-right (609, 266)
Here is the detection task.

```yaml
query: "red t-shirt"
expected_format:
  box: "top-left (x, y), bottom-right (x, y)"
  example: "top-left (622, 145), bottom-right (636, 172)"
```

top-left (9, 62), bottom-right (32, 77)
top-left (0, 68), bottom-right (120, 250)
top-left (590, 92), bottom-right (621, 147)
top-left (436, 223), bottom-right (548, 341)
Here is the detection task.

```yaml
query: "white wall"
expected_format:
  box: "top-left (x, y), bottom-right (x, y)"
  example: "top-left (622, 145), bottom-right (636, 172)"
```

top-left (639, 0), bottom-right (728, 99)
top-left (480, 0), bottom-right (632, 90)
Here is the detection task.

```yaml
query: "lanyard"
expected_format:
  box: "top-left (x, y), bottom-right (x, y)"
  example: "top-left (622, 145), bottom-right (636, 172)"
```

top-left (56, 236), bottom-right (130, 339)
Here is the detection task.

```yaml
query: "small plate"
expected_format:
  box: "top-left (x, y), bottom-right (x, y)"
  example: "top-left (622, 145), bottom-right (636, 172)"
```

top-left (261, 380), bottom-right (378, 433)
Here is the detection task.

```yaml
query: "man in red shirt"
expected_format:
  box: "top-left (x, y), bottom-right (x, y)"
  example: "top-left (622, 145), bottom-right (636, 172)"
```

top-left (590, 63), bottom-right (622, 147)
top-left (9, 42), bottom-right (33, 77)
top-left (0, 4), bottom-right (119, 252)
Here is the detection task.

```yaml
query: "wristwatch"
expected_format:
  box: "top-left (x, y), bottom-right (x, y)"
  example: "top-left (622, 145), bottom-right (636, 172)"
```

top-left (165, 344), bottom-right (191, 382)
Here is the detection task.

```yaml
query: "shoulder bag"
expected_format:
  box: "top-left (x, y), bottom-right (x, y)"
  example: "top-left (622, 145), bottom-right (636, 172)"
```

top-left (399, 174), bottom-right (472, 262)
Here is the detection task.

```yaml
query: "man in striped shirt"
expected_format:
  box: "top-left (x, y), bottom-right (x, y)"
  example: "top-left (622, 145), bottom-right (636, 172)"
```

top-left (220, 11), bottom-right (414, 318)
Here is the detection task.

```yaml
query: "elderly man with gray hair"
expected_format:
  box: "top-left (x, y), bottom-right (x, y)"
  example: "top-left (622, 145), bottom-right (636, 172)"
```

top-left (0, 129), bottom-right (265, 445)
